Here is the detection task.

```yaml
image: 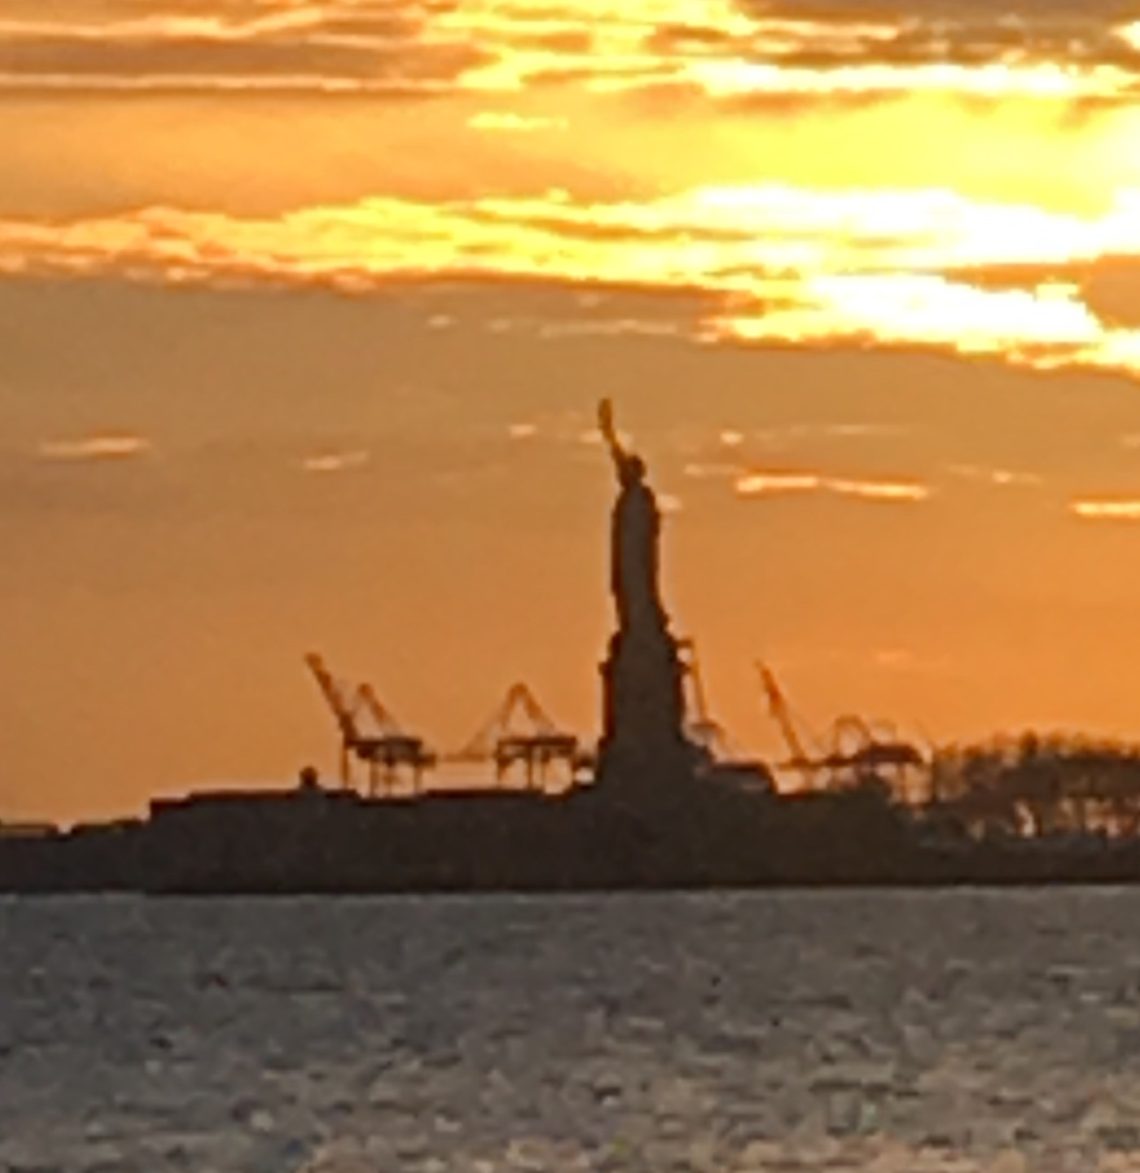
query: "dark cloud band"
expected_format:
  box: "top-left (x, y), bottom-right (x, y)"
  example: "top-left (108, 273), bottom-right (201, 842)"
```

top-left (0, 0), bottom-right (1137, 101)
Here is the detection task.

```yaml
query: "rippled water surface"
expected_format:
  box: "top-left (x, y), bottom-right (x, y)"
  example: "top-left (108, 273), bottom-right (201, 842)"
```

top-left (3, 890), bottom-right (1140, 1171)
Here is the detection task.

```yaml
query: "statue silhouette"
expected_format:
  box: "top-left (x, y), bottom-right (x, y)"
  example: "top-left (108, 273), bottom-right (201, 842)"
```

top-left (598, 399), bottom-right (667, 635)
top-left (596, 400), bottom-right (692, 794)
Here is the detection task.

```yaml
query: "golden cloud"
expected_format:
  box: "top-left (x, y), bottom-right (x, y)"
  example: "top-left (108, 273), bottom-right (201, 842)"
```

top-left (825, 477), bottom-right (931, 503)
top-left (0, 3), bottom-right (488, 95)
top-left (2, 0), bottom-right (1138, 102)
top-left (2, 184), bottom-right (1140, 383)
top-left (1118, 21), bottom-right (1140, 53)
top-left (37, 434), bottom-right (152, 462)
top-left (468, 111), bottom-right (568, 132)
top-left (300, 449), bottom-right (370, 473)
top-left (683, 461), bottom-right (744, 481)
top-left (735, 469), bottom-right (929, 502)
top-left (946, 463), bottom-right (1043, 488)
top-left (439, 0), bottom-right (1140, 102)
top-left (1070, 497), bottom-right (1140, 520)
top-left (735, 471), bottom-right (822, 496)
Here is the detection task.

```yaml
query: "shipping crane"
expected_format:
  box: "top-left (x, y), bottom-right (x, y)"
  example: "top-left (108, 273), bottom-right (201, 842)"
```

top-left (356, 684), bottom-right (437, 795)
top-left (677, 641), bottom-right (775, 791)
top-left (755, 661), bottom-right (927, 797)
top-left (304, 653), bottom-right (436, 796)
top-left (678, 638), bottom-right (726, 759)
top-left (304, 652), bottom-right (361, 788)
top-left (825, 714), bottom-right (926, 797)
top-left (756, 661), bottom-right (819, 787)
top-left (451, 684), bottom-right (589, 789)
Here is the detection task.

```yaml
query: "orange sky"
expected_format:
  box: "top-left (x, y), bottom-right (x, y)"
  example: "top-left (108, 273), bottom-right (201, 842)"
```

top-left (4, 0), bottom-right (1140, 822)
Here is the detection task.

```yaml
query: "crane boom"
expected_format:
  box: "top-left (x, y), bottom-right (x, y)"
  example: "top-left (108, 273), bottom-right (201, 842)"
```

top-left (505, 683), bottom-right (558, 737)
top-left (449, 683), bottom-right (583, 788)
top-left (756, 661), bottom-right (811, 766)
top-left (305, 654), bottom-right (437, 794)
top-left (356, 683), bottom-right (404, 738)
top-left (455, 682), bottom-right (559, 759)
top-left (305, 653), bottom-right (358, 740)
top-left (305, 652), bottom-right (363, 787)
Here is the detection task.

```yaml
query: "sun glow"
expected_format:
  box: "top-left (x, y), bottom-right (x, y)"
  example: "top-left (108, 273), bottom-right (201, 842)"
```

top-left (3, 183), bottom-right (1138, 382)
top-left (1118, 21), bottom-right (1140, 52)
top-left (430, 0), bottom-right (1140, 101)
top-left (686, 59), bottom-right (1134, 100)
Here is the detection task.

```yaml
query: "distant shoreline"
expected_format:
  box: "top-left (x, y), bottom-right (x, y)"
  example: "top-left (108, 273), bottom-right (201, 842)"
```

top-left (5, 778), bottom-right (1140, 896)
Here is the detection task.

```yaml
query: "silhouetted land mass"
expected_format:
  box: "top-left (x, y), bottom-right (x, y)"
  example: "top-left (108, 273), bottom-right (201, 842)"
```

top-left (8, 405), bottom-right (1140, 893)
top-left (8, 760), bottom-right (1140, 893)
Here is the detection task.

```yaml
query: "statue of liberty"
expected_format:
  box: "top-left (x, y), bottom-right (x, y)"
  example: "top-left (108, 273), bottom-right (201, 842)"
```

top-left (598, 399), bottom-right (668, 636)
top-left (596, 399), bottom-right (690, 788)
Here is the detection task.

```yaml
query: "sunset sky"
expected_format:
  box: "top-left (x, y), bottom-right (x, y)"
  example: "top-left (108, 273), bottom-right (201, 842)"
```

top-left (5, 0), bottom-right (1140, 821)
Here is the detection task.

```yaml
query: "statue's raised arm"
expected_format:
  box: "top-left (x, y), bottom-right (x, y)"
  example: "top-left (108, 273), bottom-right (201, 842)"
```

top-left (598, 398), bottom-right (627, 477)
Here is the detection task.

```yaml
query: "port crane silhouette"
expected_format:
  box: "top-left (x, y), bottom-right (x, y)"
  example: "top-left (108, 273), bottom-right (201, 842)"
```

top-left (677, 640), bottom-right (775, 790)
top-left (678, 638), bottom-right (725, 757)
top-left (756, 660), bottom-right (926, 796)
top-left (304, 653), bottom-right (435, 796)
top-left (756, 661), bottom-right (818, 787)
top-left (449, 683), bottom-right (591, 789)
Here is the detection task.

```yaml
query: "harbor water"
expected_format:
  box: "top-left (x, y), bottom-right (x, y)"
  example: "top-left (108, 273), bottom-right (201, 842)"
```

top-left (3, 890), bottom-right (1140, 1171)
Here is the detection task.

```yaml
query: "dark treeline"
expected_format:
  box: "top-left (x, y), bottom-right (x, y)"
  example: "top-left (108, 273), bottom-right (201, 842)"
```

top-left (923, 732), bottom-right (1140, 840)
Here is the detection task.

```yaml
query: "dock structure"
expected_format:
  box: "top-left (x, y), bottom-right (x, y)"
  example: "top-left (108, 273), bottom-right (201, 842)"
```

top-left (304, 654), bottom-right (436, 796)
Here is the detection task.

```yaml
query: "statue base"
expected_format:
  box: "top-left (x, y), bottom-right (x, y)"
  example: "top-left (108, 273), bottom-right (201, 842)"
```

top-left (597, 624), bottom-right (697, 806)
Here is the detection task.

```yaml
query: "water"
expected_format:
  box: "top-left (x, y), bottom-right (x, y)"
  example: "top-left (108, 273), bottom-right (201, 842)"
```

top-left (2, 890), bottom-right (1140, 1171)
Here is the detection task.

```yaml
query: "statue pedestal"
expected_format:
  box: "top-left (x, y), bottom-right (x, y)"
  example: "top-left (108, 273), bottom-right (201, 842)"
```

top-left (597, 624), bottom-right (694, 802)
